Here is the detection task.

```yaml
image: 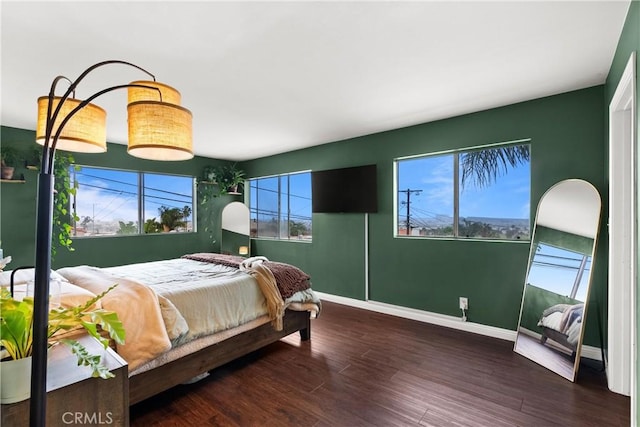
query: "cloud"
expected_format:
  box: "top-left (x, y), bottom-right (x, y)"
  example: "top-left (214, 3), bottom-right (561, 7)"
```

top-left (75, 187), bottom-right (138, 223)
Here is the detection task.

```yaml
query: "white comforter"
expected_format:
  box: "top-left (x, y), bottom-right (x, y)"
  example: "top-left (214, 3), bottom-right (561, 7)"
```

top-left (105, 258), bottom-right (268, 343)
top-left (57, 258), bottom-right (321, 370)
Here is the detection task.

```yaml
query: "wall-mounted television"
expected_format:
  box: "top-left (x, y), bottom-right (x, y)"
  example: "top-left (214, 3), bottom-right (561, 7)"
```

top-left (311, 164), bottom-right (378, 213)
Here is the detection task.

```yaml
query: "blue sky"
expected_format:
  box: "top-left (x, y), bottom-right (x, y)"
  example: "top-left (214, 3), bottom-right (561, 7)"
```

top-left (527, 243), bottom-right (591, 302)
top-left (398, 151), bottom-right (530, 220)
top-left (249, 172), bottom-right (312, 222)
top-left (72, 166), bottom-right (194, 225)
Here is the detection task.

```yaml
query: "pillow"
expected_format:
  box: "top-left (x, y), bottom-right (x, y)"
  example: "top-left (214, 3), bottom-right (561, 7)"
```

top-left (0, 268), bottom-right (70, 287)
top-left (0, 268), bottom-right (98, 309)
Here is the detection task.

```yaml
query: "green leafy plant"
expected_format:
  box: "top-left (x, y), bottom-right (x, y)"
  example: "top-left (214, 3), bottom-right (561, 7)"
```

top-left (25, 146), bottom-right (42, 169)
top-left (222, 164), bottom-right (246, 194)
top-left (1, 146), bottom-right (20, 180)
top-left (158, 205), bottom-right (192, 232)
top-left (460, 145), bottom-right (530, 189)
top-left (116, 221), bottom-right (137, 235)
top-left (197, 163), bottom-right (245, 247)
top-left (52, 152), bottom-right (80, 258)
top-left (144, 218), bottom-right (162, 234)
top-left (0, 146), bottom-right (19, 168)
top-left (0, 285), bottom-right (125, 379)
top-left (199, 163), bottom-right (245, 200)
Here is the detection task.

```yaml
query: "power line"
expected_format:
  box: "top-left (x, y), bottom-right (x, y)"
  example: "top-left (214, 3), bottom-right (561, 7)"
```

top-left (398, 188), bottom-right (422, 233)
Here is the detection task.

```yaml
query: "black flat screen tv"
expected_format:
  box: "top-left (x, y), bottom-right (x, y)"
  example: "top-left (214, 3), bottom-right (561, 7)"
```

top-left (312, 164), bottom-right (378, 213)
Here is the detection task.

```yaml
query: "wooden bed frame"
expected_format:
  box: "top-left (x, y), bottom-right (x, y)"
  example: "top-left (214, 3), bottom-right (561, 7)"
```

top-left (539, 326), bottom-right (576, 356)
top-left (129, 309), bottom-right (311, 405)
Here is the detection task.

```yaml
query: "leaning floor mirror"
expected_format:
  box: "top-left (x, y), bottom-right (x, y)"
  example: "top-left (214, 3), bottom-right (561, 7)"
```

top-left (514, 179), bottom-right (601, 381)
top-left (221, 201), bottom-right (250, 256)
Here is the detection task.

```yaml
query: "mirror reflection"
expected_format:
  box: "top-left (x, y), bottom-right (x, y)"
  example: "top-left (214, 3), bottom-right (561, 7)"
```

top-left (221, 202), bottom-right (250, 256)
top-left (514, 179), bottom-right (601, 382)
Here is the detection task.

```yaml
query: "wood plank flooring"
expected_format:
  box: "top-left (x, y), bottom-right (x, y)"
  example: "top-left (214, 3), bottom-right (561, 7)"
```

top-left (130, 301), bottom-right (630, 426)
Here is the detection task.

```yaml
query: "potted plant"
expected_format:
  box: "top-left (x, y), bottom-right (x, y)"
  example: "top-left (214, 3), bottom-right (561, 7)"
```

top-left (222, 164), bottom-right (246, 195)
top-left (0, 284), bottom-right (125, 403)
top-left (1, 146), bottom-right (19, 180)
top-left (199, 164), bottom-right (245, 197)
top-left (24, 146), bottom-right (42, 170)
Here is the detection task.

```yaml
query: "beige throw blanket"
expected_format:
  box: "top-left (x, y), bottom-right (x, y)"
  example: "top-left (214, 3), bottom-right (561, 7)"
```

top-left (57, 266), bottom-right (172, 371)
top-left (242, 263), bottom-right (285, 331)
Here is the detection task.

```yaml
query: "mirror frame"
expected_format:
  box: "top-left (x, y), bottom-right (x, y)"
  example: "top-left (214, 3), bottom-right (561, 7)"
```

top-left (514, 179), bottom-right (602, 382)
top-left (221, 201), bottom-right (250, 256)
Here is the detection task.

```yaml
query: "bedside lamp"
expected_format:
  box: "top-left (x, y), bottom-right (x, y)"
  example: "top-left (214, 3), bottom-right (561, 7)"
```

top-left (239, 246), bottom-right (249, 256)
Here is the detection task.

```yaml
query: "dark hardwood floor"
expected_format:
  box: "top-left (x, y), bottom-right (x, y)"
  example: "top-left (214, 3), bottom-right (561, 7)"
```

top-left (130, 301), bottom-right (630, 426)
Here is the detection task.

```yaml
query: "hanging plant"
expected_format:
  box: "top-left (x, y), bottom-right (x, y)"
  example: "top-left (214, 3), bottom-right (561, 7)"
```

top-left (198, 163), bottom-right (245, 202)
top-left (52, 152), bottom-right (80, 259)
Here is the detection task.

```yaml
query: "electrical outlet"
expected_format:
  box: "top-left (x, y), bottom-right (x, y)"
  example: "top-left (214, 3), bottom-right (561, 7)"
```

top-left (459, 297), bottom-right (468, 310)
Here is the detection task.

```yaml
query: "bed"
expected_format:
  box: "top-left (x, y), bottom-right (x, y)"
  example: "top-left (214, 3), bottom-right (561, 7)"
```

top-left (536, 303), bottom-right (583, 353)
top-left (2, 253), bottom-right (321, 404)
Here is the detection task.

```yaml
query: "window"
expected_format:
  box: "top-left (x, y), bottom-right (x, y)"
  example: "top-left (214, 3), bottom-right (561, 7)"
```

top-left (395, 141), bottom-right (530, 240)
top-left (71, 166), bottom-right (195, 236)
top-left (527, 243), bottom-right (591, 301)
top-left (249, 172), bottom-right (312, 240)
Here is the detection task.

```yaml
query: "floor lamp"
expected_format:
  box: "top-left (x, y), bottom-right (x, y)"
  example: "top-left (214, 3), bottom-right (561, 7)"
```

top-left (31, 60), bottom-right (193, 427)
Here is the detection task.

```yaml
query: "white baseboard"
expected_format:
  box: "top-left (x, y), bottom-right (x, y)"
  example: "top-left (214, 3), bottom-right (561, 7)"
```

top-left (316, 292), bottom-right (602, 362)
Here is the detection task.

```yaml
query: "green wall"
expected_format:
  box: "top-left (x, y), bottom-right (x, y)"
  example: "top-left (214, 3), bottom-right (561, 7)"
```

top-left (0, 125), bottom-right (239, 269)
top-left (242, 86), bottom-right (606, 345)
top-left (605, 0), bottom-right (639, 419)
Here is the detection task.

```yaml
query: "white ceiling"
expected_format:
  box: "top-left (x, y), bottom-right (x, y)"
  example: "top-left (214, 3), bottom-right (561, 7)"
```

top-left (1, 1), bottom-right (630, 161)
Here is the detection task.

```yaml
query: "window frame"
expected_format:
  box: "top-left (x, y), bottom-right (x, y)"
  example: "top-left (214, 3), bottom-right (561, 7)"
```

top-left (70, 164), bottom-right (197, 238)
top-left (248, 170), bottom-right (312, 242)
top-left (394, 139), bottom-right (531, 242)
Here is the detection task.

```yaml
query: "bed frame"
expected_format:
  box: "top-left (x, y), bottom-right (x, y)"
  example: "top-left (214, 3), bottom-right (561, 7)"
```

top-left (539, 326), bottom-right (576, 355)
top-left (129, 309), bottom-right (311, 405)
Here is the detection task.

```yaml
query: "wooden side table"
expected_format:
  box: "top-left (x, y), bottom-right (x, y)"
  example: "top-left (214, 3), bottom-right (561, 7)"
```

top-left (1, 334), bottom-right (129, 426)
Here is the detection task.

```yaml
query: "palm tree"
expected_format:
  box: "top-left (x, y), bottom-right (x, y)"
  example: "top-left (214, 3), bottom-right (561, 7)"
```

top-left (158, 205), bottom-right (192, 232)
top-left (460, 144), bottom-right (530, 189)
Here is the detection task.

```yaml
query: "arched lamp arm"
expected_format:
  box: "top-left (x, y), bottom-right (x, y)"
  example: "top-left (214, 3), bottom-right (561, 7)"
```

top-left (43, 60), bottom-right (157, 171)
top-left (45, 82), bottom-right (163, 174)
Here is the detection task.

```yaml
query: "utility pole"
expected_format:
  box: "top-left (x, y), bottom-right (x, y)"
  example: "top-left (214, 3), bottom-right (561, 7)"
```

top-left (399, 188), bottom-right (422, 235)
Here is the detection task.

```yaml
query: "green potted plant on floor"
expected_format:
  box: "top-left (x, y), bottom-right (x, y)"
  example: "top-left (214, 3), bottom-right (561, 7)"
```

top-left (0, 284), bottom-right (125, 403)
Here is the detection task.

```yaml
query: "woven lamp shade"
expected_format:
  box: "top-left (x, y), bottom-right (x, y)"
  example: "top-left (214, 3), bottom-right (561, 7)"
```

top-left (128, 80), bottom-right (181, 105)
top-left (36, 97), bottom-right (107, 153)
top-left (127, 101), bottom-right (193, 161)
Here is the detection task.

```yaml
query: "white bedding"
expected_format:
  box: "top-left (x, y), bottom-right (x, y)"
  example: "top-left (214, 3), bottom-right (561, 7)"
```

top-left (537, 306), bottom-right (583, 347)
top-left (56, 257), bottom-right (321, 370)
top-left (538, 311), bottom-right (563, 331)
top-left (105, 258), bottom-right (268, 344)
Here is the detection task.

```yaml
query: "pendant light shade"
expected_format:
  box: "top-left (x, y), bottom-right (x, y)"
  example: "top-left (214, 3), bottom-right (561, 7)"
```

top-left (127, 101), bottom-right (193, 161)
top-left (127, 81), bottom-right (193, 161)
top-left (36, 96), bottom-right (107, 153)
